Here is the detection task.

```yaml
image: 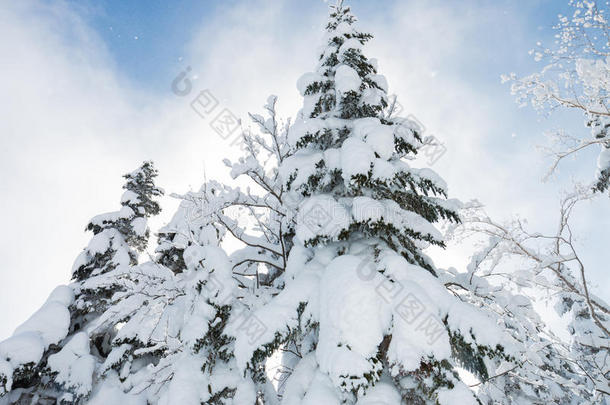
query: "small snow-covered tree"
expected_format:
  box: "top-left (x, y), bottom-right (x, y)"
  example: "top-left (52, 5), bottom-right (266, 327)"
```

top-left (230, 3), bottom-right (521, 404)
top-left (504, 0), bottom-right (610, 194)
top-left (0, 161), bottom-right (162, 404)
top-left (73, 161), bottom-right (162, 328)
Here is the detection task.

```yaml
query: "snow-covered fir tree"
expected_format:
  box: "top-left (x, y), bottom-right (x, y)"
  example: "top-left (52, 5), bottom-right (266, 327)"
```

top-left (88, 206), bottom-right (261, 404)
top-left (230, 3), bottom-right (521, 404)
top-left (0, 161), bottom-right (162, 404)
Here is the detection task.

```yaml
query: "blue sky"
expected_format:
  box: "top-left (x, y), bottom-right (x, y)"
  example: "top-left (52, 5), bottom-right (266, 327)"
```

top-left (59, 0), bottom-right (570, 92)
top-left (0, 0), bottom-right (607, 339)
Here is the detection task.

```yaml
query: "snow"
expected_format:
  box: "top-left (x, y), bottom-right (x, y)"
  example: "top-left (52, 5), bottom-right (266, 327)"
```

top-left (334, 65), bottom-right (361, 94)
top-left (0, 285), bottom-right (73, 369)
top-left (597, 145), bottom-right (610, 174)
top-left (338, 38), bottom-right (363, 55)
top-left (13, 301), bottom-right (70, 347)
top-left (121, 190), bottom-right (141, 205)
top-left (317, 255), bottom-right (390, 389)
top-left (0, 332), bottom-right (44, 367)
top-left (351, 197), bottom-right (444, 244)
top-left (47, 332), bottom-right (96, 398)
top-left (352, 197), bottom-right (385, 223)
top-left (365, 129), bottom-right (394, 161)
top-left (87, 374), bottom-right (146, 405)
top-left (340, 137), bottom-right (374, 180)
top-left (368, 74), bottom-right (388, 93)
top-left (157, 356), bottom-right (207, 405)
top-left (87, 232), bottom-right (111, 255)
top-left (231, 262), bottom-right (322, 371)
top-left (282, 354), bottom-right (318, 405)
top-left (280, 151), bottom-right (324, 190)
top-left (355, 381), bottom-right (401, 404)
top-left (351, 118), bottom-right (395, 160)
top-left (295, 195), bottom-right (351, 242)
top-left (89, 211), bottom-right (119, 228)
top-left (360, 87), bottom-right (385, 108)
top-left (119, 205), bottom-right (135, 219)
top-left (297, 73), bottom-right (324, 97)
top-left (412, 167), bottom-right (448, 194)
top-left (300, 371), bottom-right (341, 405)
top-left (437, 383), bottom-right (478, 405)
top-left (46, 285), bottom-right (75, 307)
top-left (371, 159), bottom-right (395, 181)
top-left (130, 216), bottom-right (147, 237)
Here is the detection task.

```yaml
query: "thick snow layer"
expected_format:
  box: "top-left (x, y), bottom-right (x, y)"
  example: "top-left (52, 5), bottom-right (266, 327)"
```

top-left (0, 332), bottom-right (44, 367)
top-left (46, 285), bottom-right (75, 307)
top-left (360, 88), bottom-right (386, 108)
top-left (335, 65), bottom-right (361, 94)
top-left (87, 232), bottom-right (112, 255)
top-left (231, 262), bottom-right (322, 372)
top-left (87, 374), bottom-right (146, 405)
top-left (317, 255), bottom-right (391, 388)
top-left (300, 371), bottom-right (341, 405)
top-left (340, 137), bottom-right (374, 180)
top-left (296, 195), bottom-right (351, 242)
top-left (157, 356), bottom-right (207, 405)
top-left (280, 151), bottom-right (324, 190)
top-left (352, 197), bottom-right (385, 223)
top-left (130, 217), bottom-right (147, 237)
top-left (338, 38), bottom-right (363, 55)
top-left (412, 167), bottom-right (448, 195)
top-left (282, 354), bottom-right (318, 405)
top-left (0, 285), bottom-right (73, 368)
top-left (13, 301), bottom-right (70, 348)
top-left (183, 245), bottom-right (235, 306)
top-left (437, 382), bottom-right (478, 405)
top-left (297, 73), bottom-right (324, 97)
top-left (351, 118), bottom-right (395, 160)
top-left (121, 190), bottom-right (141, 205)
top-left (47, 332), bottom-right (95, 398)
top-left (287, 118), bottom-right (323, 147)
top-left (89, 211), bottom-right (119, 228)
top-left (119, 205), bottom-right (135, 219)
top-left (351, 197), bottom-right (443, 243)
top-left (355, 381), bottom-right (401, 404)
top-left (371, 159), bottom-right (395, 181)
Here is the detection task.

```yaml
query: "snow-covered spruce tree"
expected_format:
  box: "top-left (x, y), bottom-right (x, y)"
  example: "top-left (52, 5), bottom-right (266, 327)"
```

top-left (231, 3), bottom-right (519, 404)
top-left (0, 161), bottom-right (162, 404)
top-left (73, 161), bottom-right (163, 328)
top-left (88, 200), bottom-right (261, 404)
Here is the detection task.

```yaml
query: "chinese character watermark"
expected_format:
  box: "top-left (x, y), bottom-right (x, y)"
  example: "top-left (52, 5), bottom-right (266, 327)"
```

top-left (171, 66), bottom-right (245, 150)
